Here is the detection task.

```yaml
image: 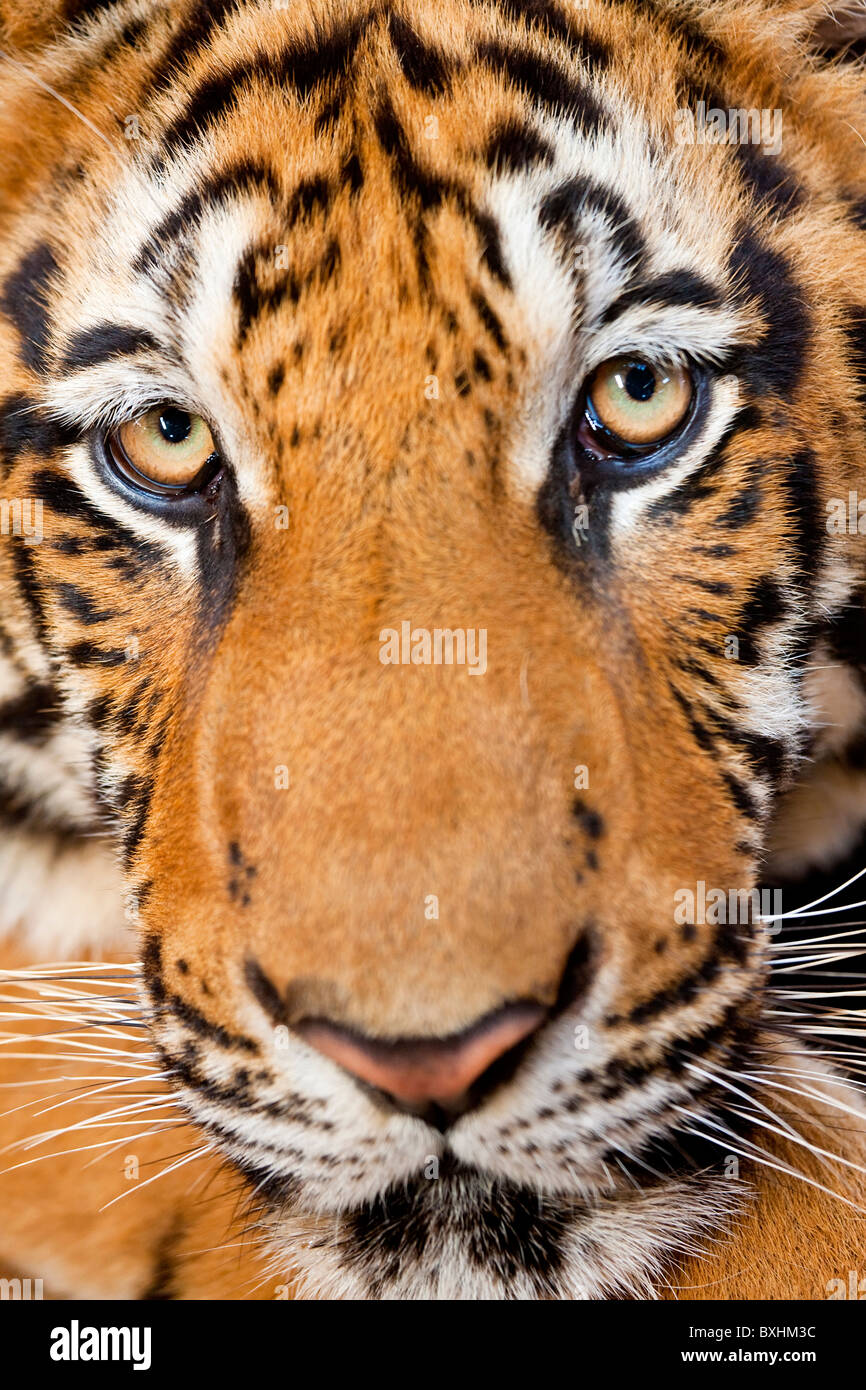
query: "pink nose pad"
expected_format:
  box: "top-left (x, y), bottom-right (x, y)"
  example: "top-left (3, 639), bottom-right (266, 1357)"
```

top-left (296, 1002), bottom-right (546, 1107)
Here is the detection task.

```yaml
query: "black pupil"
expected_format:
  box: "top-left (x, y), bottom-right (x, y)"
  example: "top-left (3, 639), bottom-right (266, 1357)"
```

top-left (624, 363), bottom-right (656, 402)
top-left (158, 408), bottom-right (192, 444)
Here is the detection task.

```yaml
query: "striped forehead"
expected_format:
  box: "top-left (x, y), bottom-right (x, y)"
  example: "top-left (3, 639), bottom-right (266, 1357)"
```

top-left (26, 0), bottom-right (778, 510)
top-left (43, 115), bottom-right (748, 463)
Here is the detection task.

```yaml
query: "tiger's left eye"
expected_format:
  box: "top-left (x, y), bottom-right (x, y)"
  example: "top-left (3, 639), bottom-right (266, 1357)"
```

top-left (107, 407), bottom-right (219, 494)
top-left (581, 357), bottom-right (693, 451)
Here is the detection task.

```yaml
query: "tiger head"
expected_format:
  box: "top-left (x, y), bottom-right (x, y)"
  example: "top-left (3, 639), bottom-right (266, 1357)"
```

top-left (1, 0), bottom-right (865, 1297)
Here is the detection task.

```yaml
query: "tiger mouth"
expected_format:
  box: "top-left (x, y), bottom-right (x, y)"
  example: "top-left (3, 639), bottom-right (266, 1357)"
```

top-left (136, 901), bottom-right (770, 1290)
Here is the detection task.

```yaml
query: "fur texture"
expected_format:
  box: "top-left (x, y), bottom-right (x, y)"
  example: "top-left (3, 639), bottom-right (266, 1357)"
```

top-left (0, 0), bottom-right (864, 1300)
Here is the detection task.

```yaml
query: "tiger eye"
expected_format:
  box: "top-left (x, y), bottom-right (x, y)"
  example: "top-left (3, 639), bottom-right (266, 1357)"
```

top-left (109, 407), bottom-right (218, 492)
top-left (586, 358), bottom-right (693, 446)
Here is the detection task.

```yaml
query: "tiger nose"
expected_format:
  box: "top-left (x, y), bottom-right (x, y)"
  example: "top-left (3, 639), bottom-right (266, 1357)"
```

top-left (296, 1001), bottom-right (547, 1113)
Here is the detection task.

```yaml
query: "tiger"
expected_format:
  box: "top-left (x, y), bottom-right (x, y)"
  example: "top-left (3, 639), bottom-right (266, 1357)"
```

top-left (0, 0), bottom-right (864, 1302)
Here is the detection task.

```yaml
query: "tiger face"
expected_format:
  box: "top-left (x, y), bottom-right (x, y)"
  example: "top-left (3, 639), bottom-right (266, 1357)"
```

top-left (1, 0), bottom-right (865, 1298)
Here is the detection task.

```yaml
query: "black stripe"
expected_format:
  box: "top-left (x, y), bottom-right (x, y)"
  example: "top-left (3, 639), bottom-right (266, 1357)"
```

top-left (469, 289), bottom-right (509, 352)
top-left (0, 398), bottom-right (79, 467)
top-left (245, 957), bottom-right (287, 1025)
top-left (846, 194), bottom-right (866, 233)
top-left (157, 16), bottom-right (372, 161)
top-left (232, 242), bottom-right (297, 344)
top-left (716, 467), bottom-right (762, 529)
top-left (142, 1215), bottom-right (185, 1301)
top-left (0, 244), bottom-right (60, 374)
top-left (149, 0), bottom-right (240, 97)
top-left (64, 0), bottom-right (120, 21)
top-left (596, 1002), bottom-right (743, 1099)
top-left (134, 160), bottom-right (281, 274)
top-left (670, 683), bottom-right (717, 757)
top-left (600, 269), bottom-right (722, 326)
top-left (674, 574), bottom-right (732, 596)
top-left (387, 11), bottom-right (454, 95)
top-left (734, 143), bottom-right (804, 219)
top-left (469, 0), bottom-right (611, 68)
top-left (285, 174), bottom-right (334, 224)
top-left (739, 730), bottom-right (788, 785)
top-left (675, 656), bottom-right (719, 688)
top-left (843, 305), bottom-right (866, 409)
top-left (727, 229), bottom-right (810, 396)
top-left (66, 641), bottom-right (129, 668)
top-left (614, 920), bottom-right (749, 1028)
top-left (735, 575), bottom-right (786, 665)
top-left (100, 14), bottom-right (150, 64)
top-left (720, 769), bottom-right (762, 821)
top-left (827, 587), bottom-right (866, 675)
top-left (122, 779), bottom-right (154, 869)
top-left (475, 38), bottom-right (605, 130)
top-left (647, 405), bottom-right (762, 521)
top-left (483, 118), bottom-right (555, 173)
top-left (0, 680), bottom-right (62, 743)
top-left (9, 539), bottom-right (50, 644)
top-left (776, 446), bottom-right (822, 588)
top-left (55, 582), bottom-right (118, 626)
top-left (144, 934), bottom-right (259, 1055)
top-left (372, 97), bottom-right (450, 211)
top-left (700, 701), bottom-right (788, 787)
top-left (467, 208), bottom-right (510, 288)
top-left (32, 467), bottom-right (162, 567)
top-left (59, 323), bottom-right (161, 373)
top-left (374, 99), bottom-right (511, 291)
top-left (605, 0), bottom-right (727, 69)
top-left (539, 175), bottom-right (646, 280)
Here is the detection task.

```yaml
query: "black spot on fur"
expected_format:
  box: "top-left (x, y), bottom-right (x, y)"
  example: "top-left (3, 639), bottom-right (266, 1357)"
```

top-left (571, 797), bottom-right (604, 838)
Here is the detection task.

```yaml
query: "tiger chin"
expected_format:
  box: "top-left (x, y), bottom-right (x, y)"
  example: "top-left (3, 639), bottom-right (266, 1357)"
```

top-left (0, 0), bottom-right (865, 1302)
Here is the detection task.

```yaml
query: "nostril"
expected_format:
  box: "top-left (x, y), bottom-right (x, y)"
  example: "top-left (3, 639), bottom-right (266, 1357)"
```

top-left (295, 1001), bottom-right (547, 1111)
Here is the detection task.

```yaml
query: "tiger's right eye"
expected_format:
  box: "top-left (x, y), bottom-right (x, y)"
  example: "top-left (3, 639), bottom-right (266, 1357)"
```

top-left (583, 358), bottom-right (694, 449)
top-left (107, 407), bottom-right (220, 495)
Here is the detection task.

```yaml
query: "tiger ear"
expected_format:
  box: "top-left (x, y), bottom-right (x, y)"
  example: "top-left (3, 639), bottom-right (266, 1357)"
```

top-left (810, 1), bottom-right (866, 58)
